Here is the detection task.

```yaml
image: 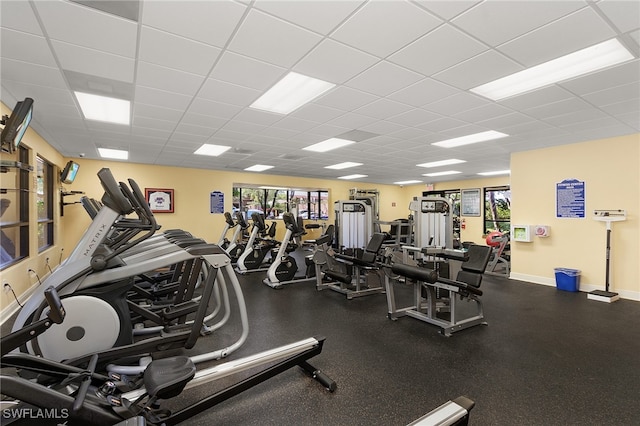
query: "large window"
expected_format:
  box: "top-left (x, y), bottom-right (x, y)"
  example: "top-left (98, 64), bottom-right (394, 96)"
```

top-left (484, 186), bottom-right (511, 233)
top-left (1, 146), bottom-right (30, 269)
top-left (233, 186), bottom-right (329, 221)
top-left (36, 156), bottom-right (54, 251)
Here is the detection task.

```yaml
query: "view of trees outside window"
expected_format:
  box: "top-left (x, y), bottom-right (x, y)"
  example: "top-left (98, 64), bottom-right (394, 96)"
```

top-left (484, 187), bottom-right (511, 233)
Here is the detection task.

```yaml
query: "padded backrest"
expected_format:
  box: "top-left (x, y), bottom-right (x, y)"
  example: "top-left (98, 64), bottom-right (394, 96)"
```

top-left (324, 224), bottom-right (335, 243)
top-left (456, 244), bottom-right (492, 288)
top-left (251, 212), bottom-right (266, 231)
top-left (360, 233), bottom-right (386, 263)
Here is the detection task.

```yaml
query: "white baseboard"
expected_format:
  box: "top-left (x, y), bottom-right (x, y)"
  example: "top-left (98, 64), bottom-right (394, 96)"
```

top-left (1, 282), bottom-right (39, 326)
top-left (509, 273), bottom-right (640, 301)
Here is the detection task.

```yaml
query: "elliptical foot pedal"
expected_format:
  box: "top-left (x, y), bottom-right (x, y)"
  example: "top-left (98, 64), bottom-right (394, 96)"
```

top-left (587, 290), bottom-right (620, 303)
top-left (144, 356), bottom-right (196, 399)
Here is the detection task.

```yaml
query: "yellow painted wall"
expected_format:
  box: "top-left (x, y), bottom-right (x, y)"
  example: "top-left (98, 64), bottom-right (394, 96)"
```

top-left (510, 134), bottom-right (640, 299)
top-left (1, 102), bottom-right (65, 313)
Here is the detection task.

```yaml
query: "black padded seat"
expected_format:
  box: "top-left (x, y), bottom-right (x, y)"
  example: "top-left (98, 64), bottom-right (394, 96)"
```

top-left (336, 233), bottom-right (386, 266)
top-left (144, 356), bottom-right (196, 400)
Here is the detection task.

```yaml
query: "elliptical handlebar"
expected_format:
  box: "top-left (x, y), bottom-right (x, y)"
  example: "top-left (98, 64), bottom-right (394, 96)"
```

top-left (97, 168), bottom-right (133, 215)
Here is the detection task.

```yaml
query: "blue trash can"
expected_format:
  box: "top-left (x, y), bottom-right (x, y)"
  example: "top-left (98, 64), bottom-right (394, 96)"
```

top-left (554, 268), bottom-right (581, 292)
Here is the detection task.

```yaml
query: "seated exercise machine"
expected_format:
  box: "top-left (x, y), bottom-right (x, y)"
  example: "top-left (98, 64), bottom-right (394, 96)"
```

top-left (484, 231), bottom-right (510, 277)
top-left (314, 232), bottom-right (387, 299)
top-left (263, 212), bottom-right (317, 288)
top-left (236, 212), bottom-right (277, 274)
top-left (1, 287), bottom-right (337, 426)
top-left (384, 244), bottom-right (492, 336)
top-left (216, 212), bottom-right (238, 249)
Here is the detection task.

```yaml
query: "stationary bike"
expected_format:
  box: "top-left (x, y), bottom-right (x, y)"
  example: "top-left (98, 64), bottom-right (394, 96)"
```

top-left (236, 212), bottom-right (278, 273)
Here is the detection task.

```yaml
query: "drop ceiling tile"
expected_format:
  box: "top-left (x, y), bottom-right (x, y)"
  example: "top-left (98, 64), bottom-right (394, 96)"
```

top-left (169, 132), bottom-right (209, 144)
top-left (136, 61), bottom-right (205, 96)
top-left (210, 51), bottom-right (286, 90)
top-left (141, 0), bottom-right (246, 47)
top-left (387, 78), bottom-right (460, 108)
top-left (345, 61), bottom-right (423, 97)
top-left (1, 28), bottom-right (56, 67)
top-left (130, 125), bottom-right (172, 139)
top-left (414, 0), bottom-right (480, 20)
top-left (544, 108), bottom-right (609, 127)
top-left (293, 39), bottom-right (379, 84)
top-left (358, 119), bottom-right (405, 135)
top-left (228, 9), bottom-right (322, 68)
top-left (596, 0), bottom-right (640, 33)
top-left (313, 86), bottom-right (377, 111)
top-left (476, 112), bottom-right (536, 131)
top-left (452, 0), bottom-right (584, 46)
top-left (599, 98), bottom-right (640, 115)
top-left (498, 8), bottom-right (616, 67)
top-left (1, 58), bottom-right (67, 89)
top-left (253, 0), bottom-right (364, 35)
top-left (305, 123), bottom-right (352, 139)
top-left (134, 86), bottom-right (193, 111)
top-left (210, 129), bottom-right (253, 142)
top-left (559, 59), bottom-right (640, 95)
top-left (452, 103), bottom-right (514, 123)
top-left (0, 0), bottom-right (43, 35)
top-left (433, 50), bottom-right (522, 89)
top-left (0, 81), bottom-right (75, 106)
top-left (582, 82), bottom-right (640, 107)
top-left (198, 78), bottom-right (262, 106)
top-left (417, 117), bottom-right (469, 133)
top-left (290, 103), bottom-right (346, 123)
top-left (173, 122), bottom-right (217, 137)
top-left (35, 0), bottom-right (137, 57)
top-left (271, 116), bottom-right (319, 133)
top-left (221, 120), bottom-right (268, 135)
top-left (139, 26), bottom-right (222, 76)
top-left (326, 112), bottom-right (378, 129)
top-left (354, 98), bottom-right (413, 120)
top-left (424, 92), bottom-right (489, 116)
top-left (177, 111), bottom-right (227, 131)
top-left (231, 108), bottom-right (283, 127)
top-left (52, 40), bottom-right (134, 83)
top-left (386, 109), bottom-right (441, 127)
top-left (554, 114), bottom-right (620, 130)
top-left (524, 97), bottom-right (592, 120)
top-left (133, 103), bottom-right (183, 123)
top-left (188, 98), bottom-right (243, 120)
top-left (331, 0), bottom-right (441, 58)
top-left (389, 25), bottom-right (486, 76)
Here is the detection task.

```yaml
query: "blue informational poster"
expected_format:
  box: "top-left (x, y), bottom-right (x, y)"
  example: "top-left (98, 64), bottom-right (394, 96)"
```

top-left (556, 179), bottom-right (585, 218)
top-left (210, 191), bottom-right (224, 214)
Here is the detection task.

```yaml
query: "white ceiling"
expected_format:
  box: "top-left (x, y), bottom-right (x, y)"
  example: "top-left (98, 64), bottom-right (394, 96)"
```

top-left (1, 0), bottom-right (639, 185)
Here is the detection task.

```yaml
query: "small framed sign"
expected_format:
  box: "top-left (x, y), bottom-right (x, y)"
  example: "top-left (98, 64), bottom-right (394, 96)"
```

top-left (461, 188), bottom-right (481, 217)
top-left (145, 188), bottom-right (174, 213)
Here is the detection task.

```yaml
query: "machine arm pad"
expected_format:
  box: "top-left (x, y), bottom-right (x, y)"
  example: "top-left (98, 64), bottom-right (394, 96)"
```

top-left (391, 264), bottom-right (438, 284)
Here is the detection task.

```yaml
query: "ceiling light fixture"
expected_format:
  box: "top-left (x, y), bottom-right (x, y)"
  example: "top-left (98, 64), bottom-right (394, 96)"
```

top-left (338, 174), bottom-right (368, 180)
top-left (325, 162), bottom-right (363, 170)
top-left (394, 180), bottom-right (423, 185)
top-left (75, 91), bottom-right (130, 125)
top-left (470, 38), bottom-right (634, 101)
top-left (432, 131), bottom-right (508, 148)
top-left (478, 169), bottom-right (511, 176)
top-left (194, 144), bottom-right (231, 157)
top-left (98, 147), bottom-right (128, 160)
top-left (250, 72), bottom-right (335, 114)
top-left (303, 138), bottom-right (355, 153)
top-left (417, 159), bottom-right (466, 168)
top-left (422, 170), bottom-right (461, 177)
top-left (244, 164), bottom-right (274, 172)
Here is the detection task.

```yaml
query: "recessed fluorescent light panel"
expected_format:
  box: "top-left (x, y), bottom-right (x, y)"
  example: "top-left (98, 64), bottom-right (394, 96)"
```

top-left (75, 91), bottom-right (130, 125)
top-left (325, 162), bottom-right (363, 170)
top-left (244, 164), bottom-right (274, 172)
top-left (422, 170), bottom-right (461, 177)
top-left (250, 72), bottom-right (335, 114)
top-left (303, 138), bottom-right (355, 153)
top-left (394, 180), bottom-right (423, 185)
top-left (417, 159), bottom-right (466, 168)
top-left (478, 170), bottom-right (511, 176)
top-left (432, 131), bottom-right (508, 148)
top-left (471, 38), bottom-right (634, 101)
top-left (98, 148), bottom-right (128, 160)
top-left (338, 174), bottom-right (368, 180)
top-left (194, 144), bottom-right (231, 157)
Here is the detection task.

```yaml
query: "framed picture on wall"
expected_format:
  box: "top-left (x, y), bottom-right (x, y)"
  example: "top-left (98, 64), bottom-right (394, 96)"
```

top-left (145, 188), bottom-right (174, 213)
top-left (461, 188), bottom-right (481, 217)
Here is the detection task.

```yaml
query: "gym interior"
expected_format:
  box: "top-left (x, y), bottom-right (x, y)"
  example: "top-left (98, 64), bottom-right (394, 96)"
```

top-left (1, 1), bottom-right (639, 425)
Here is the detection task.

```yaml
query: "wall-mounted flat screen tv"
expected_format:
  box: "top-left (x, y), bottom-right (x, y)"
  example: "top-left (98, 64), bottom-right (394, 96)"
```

top-left (1, 98), bottom-right (34, 153)
top-left (61, 160), bottom-right (80, 184)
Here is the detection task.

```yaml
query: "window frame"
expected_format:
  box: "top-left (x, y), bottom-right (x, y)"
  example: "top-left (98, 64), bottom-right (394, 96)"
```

top-left (36, 155), bottom-right (54, 251)
top-left (483, 186), bottom-right (511, 234)
top-left (1, 146), bottom-right (30, 269)
top-left (233, 186), bottom-right (329, 221)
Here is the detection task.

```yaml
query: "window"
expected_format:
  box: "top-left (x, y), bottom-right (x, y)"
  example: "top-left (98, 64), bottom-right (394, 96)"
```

top-left (484, 186), bottom-right (511, 234)
top-left (233, 186), bottom-right (329, 221)
top-left (37, 156), bottom-right (54, 251)
top-left (1, 146), bottom-right (30, 269)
